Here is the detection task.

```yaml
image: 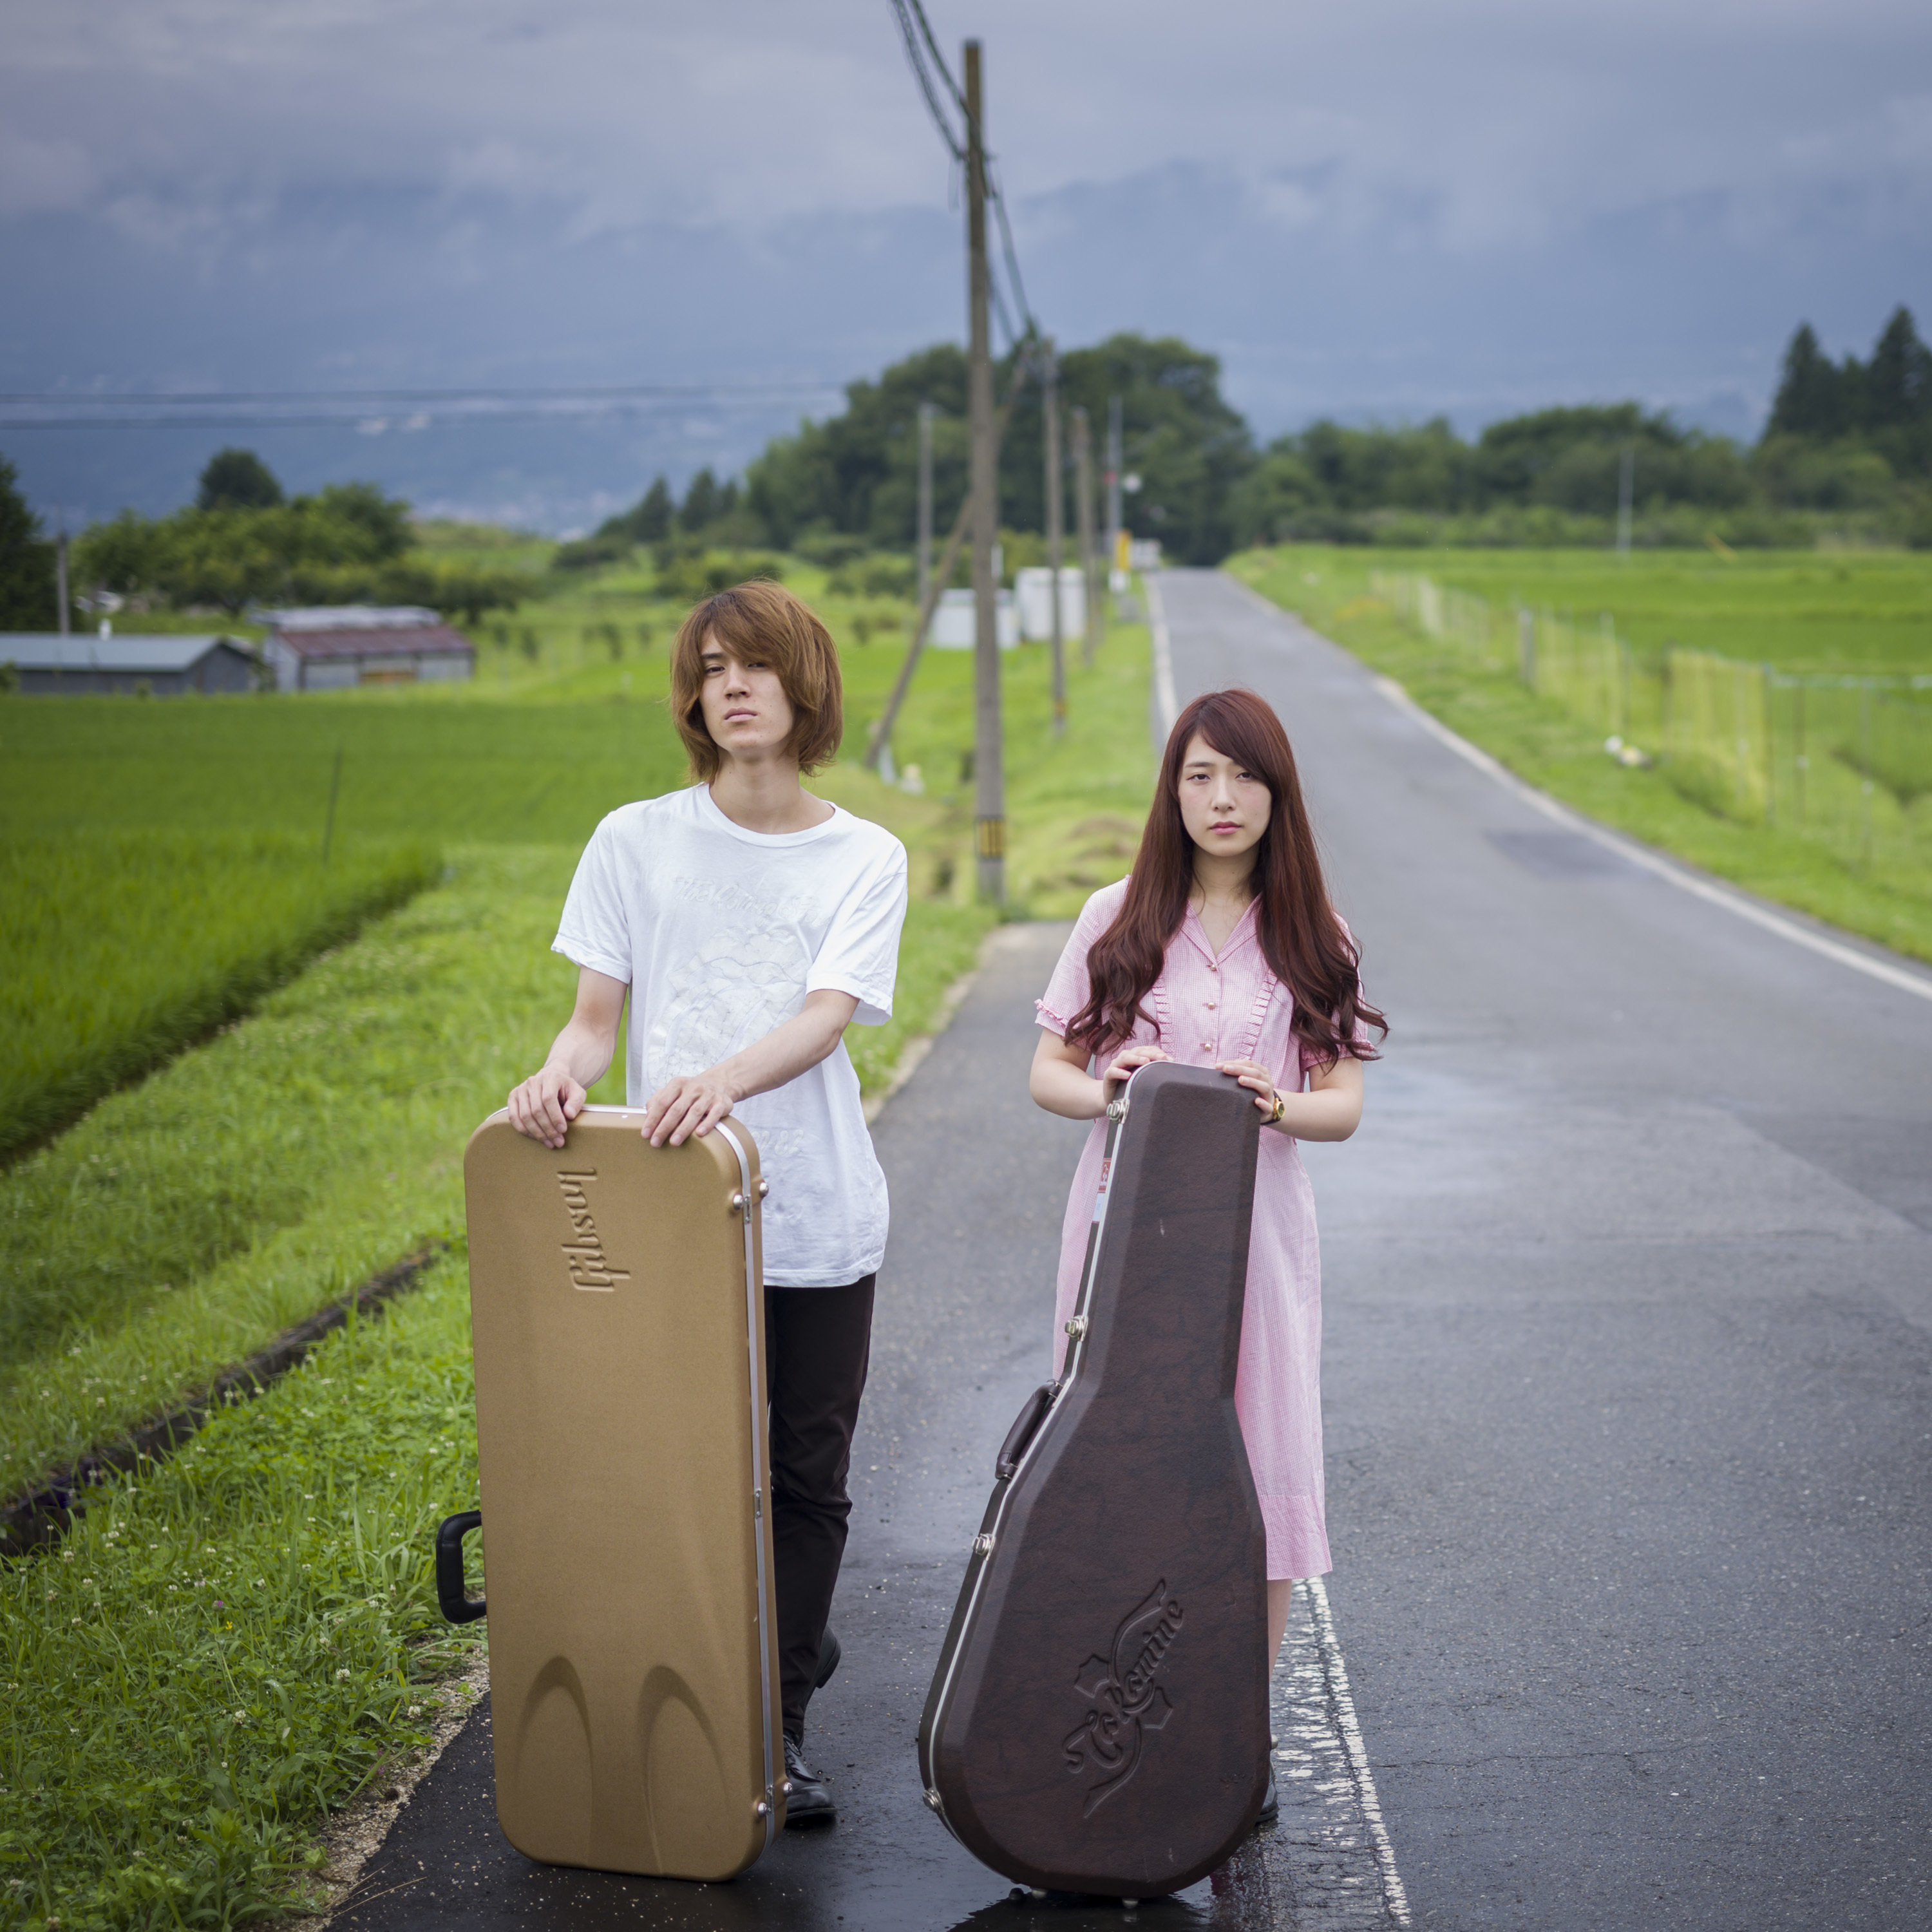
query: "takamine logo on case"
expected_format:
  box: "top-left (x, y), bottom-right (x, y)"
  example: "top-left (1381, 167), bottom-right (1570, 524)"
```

top-left (1061, 1580), bottom-right (1183, 1817)
top-left (554, 1170), bottom-right (631, 1291)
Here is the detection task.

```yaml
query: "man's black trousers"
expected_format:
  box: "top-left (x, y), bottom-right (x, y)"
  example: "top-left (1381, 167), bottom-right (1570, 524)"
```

top-left (764, 1275), bottom-right (875, 1744)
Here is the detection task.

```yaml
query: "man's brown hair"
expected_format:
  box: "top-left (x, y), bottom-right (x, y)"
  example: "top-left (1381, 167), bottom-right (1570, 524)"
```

top-left (669, 580), bottom-right (844, 780)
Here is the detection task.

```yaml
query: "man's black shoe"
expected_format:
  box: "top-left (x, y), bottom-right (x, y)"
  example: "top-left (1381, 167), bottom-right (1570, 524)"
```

top-left (813, 1627), bottom-right (842, 1691)
top-left (1256, 1756), bottom-right (1278, 1825)
top-left (782, 1735), bottom-right (836, 1826)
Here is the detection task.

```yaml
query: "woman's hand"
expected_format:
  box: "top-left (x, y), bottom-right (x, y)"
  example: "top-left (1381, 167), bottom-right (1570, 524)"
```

top-left (1215, 1056), bottom-right (1278, 1120)
top-left (1101, 1041), bottom-right (1173, 1101)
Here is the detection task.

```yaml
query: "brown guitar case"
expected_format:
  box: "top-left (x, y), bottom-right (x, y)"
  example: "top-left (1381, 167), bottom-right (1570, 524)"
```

top-left (916, 1061), bottom-right (1269, 1899)
top-left (434, 1104), bottom-right (785, 1880)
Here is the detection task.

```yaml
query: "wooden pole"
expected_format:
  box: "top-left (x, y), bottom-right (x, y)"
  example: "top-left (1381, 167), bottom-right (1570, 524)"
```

top-left (916, 401), bottom-right (934, 618)
top-left (1043, 337), bottom-right (1065, 736)
top-left (965, 40), bottom-right (1003, 902)
top-left (1073, 404), bottom-right (1099, 665)
top-left (865, 370), bottom-right (1028, 773)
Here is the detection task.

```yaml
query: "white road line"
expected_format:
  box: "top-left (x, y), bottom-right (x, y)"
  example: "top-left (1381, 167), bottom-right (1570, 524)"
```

top-left (1373, 674), bottom-right (1932, 1007)
top-left (1217, 571), bottom-right (1932, 1009)
top-left (1307, 1577), bottom-right (1413, 1928)
top-left (1145, 572), bottom-right (1179, 738)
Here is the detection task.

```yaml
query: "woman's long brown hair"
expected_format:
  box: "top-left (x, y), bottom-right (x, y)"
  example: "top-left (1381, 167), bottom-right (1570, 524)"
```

top-left (1065, 687), bottom-right (1387, 1068)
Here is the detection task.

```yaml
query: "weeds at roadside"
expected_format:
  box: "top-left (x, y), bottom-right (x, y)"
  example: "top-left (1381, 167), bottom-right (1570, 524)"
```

top-left (0, 1251), bottom-right (485, 1932)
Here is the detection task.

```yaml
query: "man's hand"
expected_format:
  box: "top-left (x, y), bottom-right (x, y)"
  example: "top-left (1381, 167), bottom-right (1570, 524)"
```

top-left (507, 1066), bottom-right (587, 1149)
top-left (640, 1070), bottom-right (738, 1148)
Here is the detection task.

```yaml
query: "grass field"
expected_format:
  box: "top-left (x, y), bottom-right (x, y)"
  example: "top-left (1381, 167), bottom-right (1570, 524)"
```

top-left (1229, 545), bottom-right (1932, 967)
top-left (0, 833), bottom-right (439, 1166)
top-left (0, 562), bottom-right (1153, 1929)
top-left (1341, 546), bottom-right (1932, 674)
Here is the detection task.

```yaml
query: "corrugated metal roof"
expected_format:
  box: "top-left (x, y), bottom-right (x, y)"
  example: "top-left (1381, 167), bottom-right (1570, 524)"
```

top-left (0, 634), bottom-right (255, 674)
top-left (260, 605), bottom-right (442, 630)
top-left (267, 624), bottom-right (473, 660)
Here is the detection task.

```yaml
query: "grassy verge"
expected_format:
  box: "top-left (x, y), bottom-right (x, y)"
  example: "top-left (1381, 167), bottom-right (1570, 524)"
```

top-left (0, 1249), bottom-right (484, 1932)
top-left (0, 845), bottom-right (580, 1502)
top-left (1, 833), bottom-right (440, 1166)
top-left (1228, 546), bottom-right (1932, 967)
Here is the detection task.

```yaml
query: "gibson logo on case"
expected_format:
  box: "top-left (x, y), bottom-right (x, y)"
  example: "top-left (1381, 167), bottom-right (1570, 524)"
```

top-left (1062, 1580), bottom-right (1182, 1816)
top-left (554, 1170), bottom-right (631, 1291)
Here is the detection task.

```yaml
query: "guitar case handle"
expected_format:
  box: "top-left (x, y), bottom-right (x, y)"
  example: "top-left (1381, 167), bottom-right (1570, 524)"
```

top-left (994, 1384), bottom-right (1054, 1482)
top-left (435, 1509), bottom-right (487, 1623)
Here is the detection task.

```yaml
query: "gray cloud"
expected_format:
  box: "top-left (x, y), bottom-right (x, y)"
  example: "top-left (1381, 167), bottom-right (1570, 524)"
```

top-left (3, 0), bottom-right (1928, 524)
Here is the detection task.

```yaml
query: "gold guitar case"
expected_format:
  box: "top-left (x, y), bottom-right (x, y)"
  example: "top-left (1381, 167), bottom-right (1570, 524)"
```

top-left (435, 1104), bottom-right (784, 1880)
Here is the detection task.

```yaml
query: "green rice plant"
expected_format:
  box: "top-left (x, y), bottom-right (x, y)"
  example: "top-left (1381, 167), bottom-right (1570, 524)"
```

top-left (0, 845), bottom-right (580, 1501)
top-left (0, 831), bottom-right (439, 1165)
top-left (0, 1251), bottom-right (486, 1932)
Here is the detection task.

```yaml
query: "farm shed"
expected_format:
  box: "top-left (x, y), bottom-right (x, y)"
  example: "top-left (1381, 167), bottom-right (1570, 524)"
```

top-left (0, 632), bottom-right (261, 696)
top-left (261, 606), bottom-right (475, 692)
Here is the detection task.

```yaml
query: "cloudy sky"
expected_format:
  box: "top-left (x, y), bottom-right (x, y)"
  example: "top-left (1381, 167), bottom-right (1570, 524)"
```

top-left (4, 0), bottom-right (1929, 527)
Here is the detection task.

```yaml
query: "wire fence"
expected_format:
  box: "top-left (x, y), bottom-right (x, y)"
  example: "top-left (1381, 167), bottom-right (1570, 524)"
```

top-left (1369, 570), bottom-right (1932, 891)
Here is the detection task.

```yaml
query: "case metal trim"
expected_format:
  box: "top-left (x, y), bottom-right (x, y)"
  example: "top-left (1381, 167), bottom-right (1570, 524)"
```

top-left (715, 1118), bottom-right (778, 1855)
top-left (918, 1070), bottom-right (1138, 1839)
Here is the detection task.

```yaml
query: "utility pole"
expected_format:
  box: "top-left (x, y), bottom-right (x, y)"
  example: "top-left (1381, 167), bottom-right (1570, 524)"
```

top-left (965, 40), bottom-right (1003, 902)
top-left (1105, 392), bottom-right (1124, 589)
top-left (916, 401), bottom-right (935, 616)
top-left (1072, 403), bottom-right (1099, 664)
top-left (1616, 443), bottom-right (1634, 559)
top-left (1042, 337), bottom-right (1065, 736)
top-left (55, 528), bottom-right (70, 636)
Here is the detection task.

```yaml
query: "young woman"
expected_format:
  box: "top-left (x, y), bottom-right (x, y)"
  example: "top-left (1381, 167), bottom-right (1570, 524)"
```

top-left (507, 579), bottom-right (909, 1827)
top-left (1029, 686), bottom-right (1385, 1816)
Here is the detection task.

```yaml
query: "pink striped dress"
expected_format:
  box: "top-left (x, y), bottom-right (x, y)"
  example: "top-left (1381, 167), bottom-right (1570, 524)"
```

top-left (1036, 878), bottom-right (1355, 1582)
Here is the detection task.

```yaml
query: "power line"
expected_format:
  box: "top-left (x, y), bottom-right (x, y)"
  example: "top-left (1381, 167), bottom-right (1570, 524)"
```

top-left (888, 0), bottom-right (1039, 345)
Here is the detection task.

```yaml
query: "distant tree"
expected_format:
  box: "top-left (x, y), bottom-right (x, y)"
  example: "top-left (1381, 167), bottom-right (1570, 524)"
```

top-left (631, 477), bottom-right (674, 542)
top-left (1864, 307), bottom-right (1932, 432)
top-left (0, 454), bottom-right (57, 629)
top-left (197, 447), bottom-right (284, 511)
top-left (679, 469), bottom-right (721, 533)
top-left (1766, 325), bottom-right (1854, 442)
top-left (70, 478), bottom-right (416, 611)
top-left (743, 332), bottom-right (1254, 564)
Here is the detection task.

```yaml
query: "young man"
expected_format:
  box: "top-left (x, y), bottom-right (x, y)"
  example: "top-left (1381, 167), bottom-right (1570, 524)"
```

top-left (506, 579), bottom-right (908, 1825)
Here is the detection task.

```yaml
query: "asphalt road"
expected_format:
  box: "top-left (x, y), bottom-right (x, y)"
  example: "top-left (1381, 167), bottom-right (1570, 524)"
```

top-left (1157, 567), bottom-right (1932, 1929)
top-left (343, 571), bottom-right (1931, 1931)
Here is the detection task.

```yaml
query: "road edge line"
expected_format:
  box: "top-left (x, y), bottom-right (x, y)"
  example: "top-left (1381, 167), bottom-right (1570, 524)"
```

top-left (1372, 672), bottom-right (1932, 1007)
top-left (1307, 1575), bottom-right (1412, 1928)
top-left (1146, 571), bottom-right (1179, 739)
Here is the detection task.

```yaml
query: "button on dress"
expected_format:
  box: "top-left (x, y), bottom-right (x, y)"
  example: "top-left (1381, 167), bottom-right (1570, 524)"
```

top-left (1037, 878), bottom-right (1359, 1581)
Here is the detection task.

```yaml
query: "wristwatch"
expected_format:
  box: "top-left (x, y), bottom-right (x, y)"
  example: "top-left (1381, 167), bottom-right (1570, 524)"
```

top-left (1269, 1090), bottom-right (1286, 1125)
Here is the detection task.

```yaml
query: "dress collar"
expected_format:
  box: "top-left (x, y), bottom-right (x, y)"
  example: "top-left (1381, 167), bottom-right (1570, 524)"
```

top-left (1180, 895), bottom-right (1259, 966)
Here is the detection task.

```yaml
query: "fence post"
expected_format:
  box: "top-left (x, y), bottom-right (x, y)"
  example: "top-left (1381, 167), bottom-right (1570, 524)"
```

top-left (1762, 665), bottom-right (1777, 828)
top-left (1793, 681), bottom-right (1806, 828)
top-left (1517, 607), bottom-right (1535, 690)
top-left (1860, 682), bottom-right (1875, 871)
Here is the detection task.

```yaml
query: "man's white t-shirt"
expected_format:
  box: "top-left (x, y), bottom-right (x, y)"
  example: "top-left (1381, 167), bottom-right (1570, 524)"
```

top-left (553, 784), bottom-right (908, 1287)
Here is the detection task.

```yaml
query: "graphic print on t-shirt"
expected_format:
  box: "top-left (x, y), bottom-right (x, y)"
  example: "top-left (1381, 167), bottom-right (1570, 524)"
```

top-left (647, 919), bottom-right (811, 1088)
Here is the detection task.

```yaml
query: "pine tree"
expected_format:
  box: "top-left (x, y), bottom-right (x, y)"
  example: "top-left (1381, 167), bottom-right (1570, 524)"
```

top-left (679, 469), bottom-right (721, 533)
top-left (0, 455), bottom-right (57, 629)
top-left (1864, 308), bottom-right (1932, 431)
top-left (630, 477), bottom-right (674, 542)
top-left (1767, 325), bottom-right (1852, 440)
